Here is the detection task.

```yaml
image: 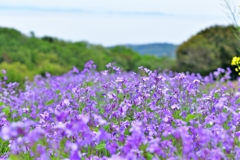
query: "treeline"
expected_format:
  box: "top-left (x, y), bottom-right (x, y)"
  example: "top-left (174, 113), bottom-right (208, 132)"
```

top-left (1, 24), bottom-right (239, 85)
top-left (0, 27), bottom-right (176, 84)
top-left (176, 25), bottom-right (240, 78)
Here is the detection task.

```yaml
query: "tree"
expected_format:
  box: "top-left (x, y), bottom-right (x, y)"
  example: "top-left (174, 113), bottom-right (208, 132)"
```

top-left (176, 25), bottom-right (240, 76)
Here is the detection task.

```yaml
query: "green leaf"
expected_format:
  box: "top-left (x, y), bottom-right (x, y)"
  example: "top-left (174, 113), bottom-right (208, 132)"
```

top-left (206, 124), bottom-right (212, 128)
top-left (93, 127), bottom-right (99, 132)
top-left (214, 93), bottom-right (219, 98)
top-left (173, 110), bottom-right (182, 120)
top-left (0, 102), bottom-right (4, 106)
top-left (223, 122), bottom-right (230, 130)
top-left (95, 143), bottom-right (106, 150)
top-left (78, 103), bottom-right (84, 113)
top-left (145, 152), bottom-right (154, 160)
top-left (234, 137), bottom-right (240, 147)
top-left (8, 155), bottom-right (19, 160)
top-left (147, 108), bottom-right (153, 113)
top-left (171, 121), bottom-right (176, 128)
top-left (2, 107), bottom-right (10, 116)
top-left (0, 138), bottom-right (9, 154)
top-left (45, 99), bottom-right (54, 105)
top-left (55, 90), bottom-right (60, 94)
top-left (124, 127), bottom-right (130, 136)
top-left (139, 144), bottom-right (148, 151)
top-left (118, 93), bottom-right (124, 99)
top-left (103, 124), bottom-right (110, 131)
top-left (132, 105), bottom-right (137, 109)
top-left (85, 81), bottom-right (94, 87)
top-left (185, 114), bottom-right (201, 122)
top-left (236, 98), bottom-right (240, 104)
top-left (192, 98), bottom-right (197, 103)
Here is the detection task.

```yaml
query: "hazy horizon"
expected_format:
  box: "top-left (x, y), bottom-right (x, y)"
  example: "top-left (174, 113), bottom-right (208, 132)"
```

top-left (0, 0), bottom-right (239, 46)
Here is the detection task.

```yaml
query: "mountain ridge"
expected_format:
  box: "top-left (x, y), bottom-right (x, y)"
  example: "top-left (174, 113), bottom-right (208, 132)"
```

top-left (110, 43), bottom-right (178, 58)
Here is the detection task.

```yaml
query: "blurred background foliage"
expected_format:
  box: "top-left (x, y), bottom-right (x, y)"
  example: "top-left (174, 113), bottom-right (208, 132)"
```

top-left (176, 25), bottom-right (240, 78)
top-left (0, 27), bottom-right (176, 84)
top-left (0, 24), bottom-right (239, 85)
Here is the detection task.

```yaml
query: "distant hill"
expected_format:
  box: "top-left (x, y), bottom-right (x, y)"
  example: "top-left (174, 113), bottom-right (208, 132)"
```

top-left (117, 43), bottom-right (178, 58)
top-left (0, 27), bottom-right (177, 85)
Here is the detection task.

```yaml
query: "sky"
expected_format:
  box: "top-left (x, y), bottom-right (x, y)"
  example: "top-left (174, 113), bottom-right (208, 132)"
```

top-left (0, 0), bottom-right (239, 46)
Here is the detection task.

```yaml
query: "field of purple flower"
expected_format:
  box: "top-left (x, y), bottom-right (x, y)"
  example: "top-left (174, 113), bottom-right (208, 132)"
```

top-left (0, 60), bottom-right (240, 160)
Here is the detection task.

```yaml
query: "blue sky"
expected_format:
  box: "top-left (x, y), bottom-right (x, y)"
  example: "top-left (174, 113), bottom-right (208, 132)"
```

top-left (0, 0), bottom-right (239, 46)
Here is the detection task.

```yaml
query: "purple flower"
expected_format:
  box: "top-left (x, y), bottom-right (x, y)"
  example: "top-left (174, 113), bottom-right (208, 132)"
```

top-left (106, 63), bottom-right (112, 68)
top-left (1, 70), bottom-right (6, 74)
top-left (209, 148), bottom-right (225, 160)
top-left (70, 150), bottom-right (81, 160)
top-left (94, 128), bottom-right (111, 142)
top-left (72, 66), bottom-right (79, 73)
top-left (1, 60), bottom-right (240, 159)
top-left (171, 104), bottom-right (179, 110)
top-left (106, 142), bottom-right (118, 155)
top-left (122, 143), bottom-right (132, 154)
top-left (116, 77), bottom-right (124, 83)
top-left (130, 121), bottom-right (142, 134)
top-left (133, 96), bottom-right (142, 106)
top-left (235, 147), bottom-right (240, 159)
top-left (93, 114), bottom-right (107, 125)
top-left (77, 114), bottom-right (89, 124)
top-left (107, 155), bottom-right (126, 160)
top-left (63, 99), bottom-right (70, 106)
top-left (1, 126), bottom-right (11, 140)
top-left (36, 145), bottom-right (49, 160)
